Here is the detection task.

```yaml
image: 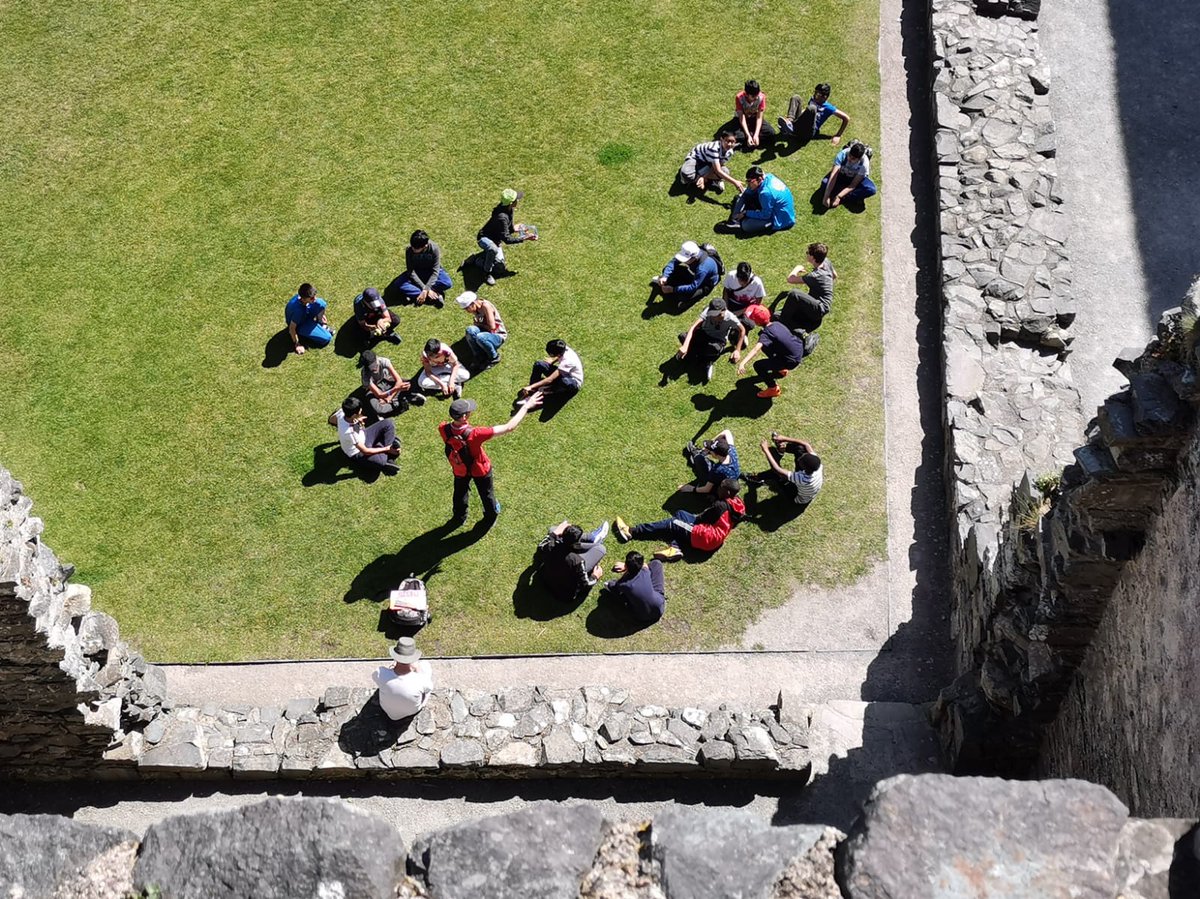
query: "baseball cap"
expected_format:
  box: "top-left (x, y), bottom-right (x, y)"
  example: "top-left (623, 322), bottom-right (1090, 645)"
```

top-left (456, 291), bottom-right (478, 309)
top-left (675, 240), bottom-right (701, 263)
top-left (500, 188), bottom-right (524, 205)
top-left (707, 297), bottom-right (728, 313)
top-left (449, 398), bottom-right (477, 419)
top-left (361, 287), bottom-right (384, 310)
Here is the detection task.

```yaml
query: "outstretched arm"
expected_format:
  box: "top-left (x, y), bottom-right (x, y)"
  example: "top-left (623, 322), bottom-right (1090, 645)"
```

top-left (492, 395), bottom-right (539, 435)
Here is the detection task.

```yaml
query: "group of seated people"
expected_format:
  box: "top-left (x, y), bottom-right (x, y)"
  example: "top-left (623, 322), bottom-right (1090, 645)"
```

top-left (533, 428), bottom-right (825, 625)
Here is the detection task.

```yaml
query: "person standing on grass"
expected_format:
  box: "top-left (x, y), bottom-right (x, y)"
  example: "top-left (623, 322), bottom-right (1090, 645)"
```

top-left (677, 131), bottom-right (743, 193)
top-left (394, 230), bottom-right (453, 307)
top-left (821, 140), bottom-right (877, 208)
top-left (285, 282), bottom-right (333, 354)
top-left (614, 478), bottom-right (746, 562)
top-left (736, 320), bottom-right (818, 400)
top-left (605, 551), bottom-right (666, 624)
top-left (439, 395), bottom-right (539, 528)
top-left (359, 349), bottom-right (425, 417)
top-left (334, 396), bottom-right (401, 476)
top-left (743, 433), bottom-right (824, 506)
top-left (456, 291), bottom-right (507, 369)
top-left (475, 188), bottom-right (535, 286)
top-left (676, 298), bottom-right (747, 384)
top-left (725, 166), bottom-right (795, 235)
top-left (518, 338), bottom-right (584, 406)
top-left (418, 338), bottom-right (471, 398)
top-left (778, 242), bottom-right (838, 331)
top-left (777, 82), bottom-right (851, 145)
top-left (372, 637), bottom-right (433, 721)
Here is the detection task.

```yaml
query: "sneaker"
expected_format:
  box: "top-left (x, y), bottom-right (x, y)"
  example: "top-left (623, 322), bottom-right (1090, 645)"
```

top-left (408, 393), bottom-right (426, 407)
top-left (614, 516), bottom-right (632, 543)
top-left (590, 521), bottom-right (611, 543)
top-left (712, 181), bottom-right (725, 194)
top-left (429, 295), bottom-right (446, 309)
top-left (654, 545), bottom-right (684, 562)
top-left (757, 386), bottom-right (782, 399)
top-left (804, 332), bottom-right (821, 357)
top-left (386, 332), bottom-right (402, 345)
top-left (452, 385), bottom-right (463, 398)
top-left (485, 353), bottom-right (502, 370)
top-left (485, 275), bottom-right (497, 286)
top-left (704, 362), bottom-right (714, 383)
top-left (740, 473), bottom-right (766, 487)
top-left (683, 440), bottom-right (699, 461)
top-left (777, 368), bottom-right (790, 379)
top-left (381, 462), bottom-right (400, 476)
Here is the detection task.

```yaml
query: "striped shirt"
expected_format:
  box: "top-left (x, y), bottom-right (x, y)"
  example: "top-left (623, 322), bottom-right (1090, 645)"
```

top-left (686, 140), bottom-right (734, 169)
top-left (789, 464), bottom-right (823, 505)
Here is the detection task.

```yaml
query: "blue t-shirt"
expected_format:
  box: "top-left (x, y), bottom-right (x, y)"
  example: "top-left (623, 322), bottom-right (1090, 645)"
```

top-left (759, 321), bottom-right (805, 366)
top-left (285, 295), bottom-right (327, 327)
top-left (744, 174), bottom-right (796, 231)
top-left (706, 446), bottom-right (741, 485)
top-left (812, 100), bottom-right (838, 133)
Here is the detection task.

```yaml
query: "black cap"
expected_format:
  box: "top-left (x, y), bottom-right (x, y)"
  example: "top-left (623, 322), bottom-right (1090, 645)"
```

top-left (449, 398), bottom-right (477, 419)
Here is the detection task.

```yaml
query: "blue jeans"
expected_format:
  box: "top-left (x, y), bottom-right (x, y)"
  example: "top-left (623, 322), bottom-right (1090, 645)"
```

top-left (822, 172), bottom-right (877, 200)
top-left (477, 237), bottom-right (503, 274)
top-left (296, 320), bottom-right (333, 347)
top-left (630, 509), bottom-right (696, 545)
top-left (466, 326), bottom-right (505, 362)
top-left (396, 268), bottom-right (452, 300)
top-left (530, 360), bottom-right (581, 396)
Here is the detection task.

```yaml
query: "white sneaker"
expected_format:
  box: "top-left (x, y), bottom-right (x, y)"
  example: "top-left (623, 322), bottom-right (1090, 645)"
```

top-left (592, 521), bottom-right (610, 543)
top-left (713, 182), bottom-right (725, 194)
top-left (705, 363), bottom-right (715, 383)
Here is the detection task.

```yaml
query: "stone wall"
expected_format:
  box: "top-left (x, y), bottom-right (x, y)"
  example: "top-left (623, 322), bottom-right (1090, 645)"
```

top-left (933, 290), bottom-right (1200, 779)
top-left (5, 776), bottom-right (1196, 898)
top-left (1040, 306), bottom-right (1200, 816)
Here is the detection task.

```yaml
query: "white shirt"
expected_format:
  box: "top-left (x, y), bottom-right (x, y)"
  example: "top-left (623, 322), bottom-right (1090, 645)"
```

top-left (334, 410), bottom-right (363, 458)
top-left (790, 465), bottom-right (824, 504)
top-left (372, 662), bottom-right (433, 721)
top-left (723, 273), bottom-right (766, 306)
top-left (557, 347), bottom-right (584, 385)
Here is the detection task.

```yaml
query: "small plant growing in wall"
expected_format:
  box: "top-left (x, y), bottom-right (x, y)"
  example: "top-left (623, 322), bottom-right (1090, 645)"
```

top-left (1033, 472), bottom-right (1061, 498)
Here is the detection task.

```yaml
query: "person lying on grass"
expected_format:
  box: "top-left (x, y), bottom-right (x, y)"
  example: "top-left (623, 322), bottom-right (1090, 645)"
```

top-left (614, 478), bottom-right (746, 562)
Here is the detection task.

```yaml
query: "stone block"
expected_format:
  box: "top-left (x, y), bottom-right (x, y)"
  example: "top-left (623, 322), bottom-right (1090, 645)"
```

top-left (838, 775), bottom-right (1127, 898)
top-left (0, 813), bottom-right (137, 899)
top-left (488, 741), bottom-right (540, 768)
top-left (440, 738), bottom-right (485, 768)
top-left (730, 725), bottom-right (780, 770)
top-left (637, 744), bottom-right (699, 772)
top-left (543, 725), bottom-right (584, 766)
top-left (387, 747), bottom-right (439, 771)
top-left (410, 803), bottom-right (604, 899)
top-left (698, 740), bottom-right (736, 770)
top-left (134, 797), bottom-right (405, 899)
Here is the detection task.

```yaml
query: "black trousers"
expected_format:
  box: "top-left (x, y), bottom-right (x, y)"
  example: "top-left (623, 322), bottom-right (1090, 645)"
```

top-left (754, 357), bottom-right (797, 388)
top-left (453, 472), bottom-right (498, 520)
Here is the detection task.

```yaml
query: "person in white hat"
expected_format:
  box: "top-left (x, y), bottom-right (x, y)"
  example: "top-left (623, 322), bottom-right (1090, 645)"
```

top-left (372, 637), bottom-right (433, 721)
top-left (456, 291), bottom-right (507, 369)
top-left (649, 241), bottom-right (721, 308)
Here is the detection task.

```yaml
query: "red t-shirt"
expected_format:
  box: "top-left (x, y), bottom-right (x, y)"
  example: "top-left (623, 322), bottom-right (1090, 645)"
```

top-left (735, 90), bottom-right (766, 119)
top-left (439, 422), bottom-right (495, 477)
top-left (690, 496), bottom-right (746, 551)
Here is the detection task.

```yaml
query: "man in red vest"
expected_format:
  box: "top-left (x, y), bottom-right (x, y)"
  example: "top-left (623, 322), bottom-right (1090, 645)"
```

top-left (439, 396), bottom-right (538, 528)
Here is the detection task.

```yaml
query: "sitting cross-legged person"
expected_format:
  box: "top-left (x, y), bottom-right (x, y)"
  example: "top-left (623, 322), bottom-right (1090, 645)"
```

top-left (391, 230), bottom-right (453, 308)
top-left (650, 241), bottom-right (721, 308)
top-left (676, 298), bottom-right (747, 384)
top-left (418, 338), bottom-right (471, 398)
top-left (333, 396), bottom-right (400, 476)
top-left (353, 287), bottom-right (399, 343)
top-left (358, 349), bottom-right (425, 417)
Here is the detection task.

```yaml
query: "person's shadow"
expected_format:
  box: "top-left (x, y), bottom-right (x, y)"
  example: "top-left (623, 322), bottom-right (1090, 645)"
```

top-left (657, 353), bottom-right (708, 387)
top-left (585, 587), bottom-right (657, 638)
top-left (302, 441), bottom-right (379, 486)
top-left (643, 287), bottom-right (708, 321)
top-left (511, 562), bottom-right (591, 621)
top-left (688, 381), bottom-right (773, 438)
top-left (337, 695), bottom-right (418, 756)
top-left (334, 315), bottom-right (370, 358)
top-left (667, 175), bottom-right (726, 207)
top-left (344, 519), bottom-right (492, 603)
top-left (262, 329), bottom-right (294, 368)
top-left (455, 256), bottom-right (487, 292)
top-left (744, 482), bottom-right (810, 533)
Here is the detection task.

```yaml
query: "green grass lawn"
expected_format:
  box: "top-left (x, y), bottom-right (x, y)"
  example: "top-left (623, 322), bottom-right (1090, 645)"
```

top-left (0, 0), bottom-right (885, 662)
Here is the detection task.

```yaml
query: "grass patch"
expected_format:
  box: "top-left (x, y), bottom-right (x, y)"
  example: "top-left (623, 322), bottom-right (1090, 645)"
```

top-left (0, 0), bottom-right (885, 662)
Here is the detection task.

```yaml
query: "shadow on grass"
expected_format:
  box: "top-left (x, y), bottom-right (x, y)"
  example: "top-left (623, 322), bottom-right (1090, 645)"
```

top-left (262, 329), bottom-right (294, 368)
top-left (511, 563), bottom-right (589, 621)
top-left (643, 288), bottom-right (705, 321)
top-left (334, 315), bottom-right (369, 358)
top-left (657, 351), bottom-right (718, 388)
top-left (744, 486), bottom-right (810, 534)
top-left (688, 381), bottom-right (772, 440)
top-left (585, 588), bottom-right (656, 638)
top-left (337, 695), bottom-right (417, 756)
top-left (344, 519), bottom-right (493, 603)
top-left (302, 441), bottom-right (379, 486)
top-left (667, 175), bottom-right (727, 208)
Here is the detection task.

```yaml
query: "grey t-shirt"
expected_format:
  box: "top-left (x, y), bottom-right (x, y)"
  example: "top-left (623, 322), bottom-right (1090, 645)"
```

top-left (802, 261), bottom-right (835, 313)
top-left (362, 357), bottom-right (397, 392)
top-left (698, 309), bottom-right (742, 344)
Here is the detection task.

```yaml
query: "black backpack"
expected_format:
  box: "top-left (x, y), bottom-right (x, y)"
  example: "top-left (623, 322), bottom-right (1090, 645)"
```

top-left (701, 243), bottom-right (725, 280)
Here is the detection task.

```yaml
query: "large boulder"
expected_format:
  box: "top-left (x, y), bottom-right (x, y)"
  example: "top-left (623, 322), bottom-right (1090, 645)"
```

top-left (133, 797), bottom-right (405, 899)
top-left (838, 774), bottom-right (1128, 898)
top-left (0, 814), bottom-right (136, 899)
top-left (410, 802), bottom-right (604, 899)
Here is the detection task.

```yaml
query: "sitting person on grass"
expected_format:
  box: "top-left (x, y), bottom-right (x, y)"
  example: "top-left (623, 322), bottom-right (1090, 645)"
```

top-left (743, 433), bottom-right (824, 506)
top-left (777, 82), bottom-right (851, 146)
top-left (681, 430), bottom-right (740, 495)
top-left (393, 230), bottom-right (452, 307)
top-left (677, 132), bottom-right (743, 194)
top-left (725, 166), bottom-right (795, 235)
top-left (285, 282), bottom-right (333, 354)
top-left (359, 349), bottom-right (425, 417)
top-left (736, 320), bottom-right (819, 400)
top-left (650, 241), bottom-right (722, 307)
top-left (535, 520), bottom-right (610, 604)
top-left (614, 478), bottom-right (746, 562)
top-left (717, 79), bottom-right (777, 151)
top-left (418, 338), bottom-right (471, 398)
top-left (605, 551), bottom-right (666, 625)
top-left (334, 396), bottom-right (400, 476)
top-left (474, 188), bottom-right (536, 286)
top-left (723, 261), bottom-right (772, 331)
top-left (518, 338), bottom-right (584, 407)
top-left (778, 242), bottom-right (838, 331)
top-left (821, 140), bottom-right (877, 208)
top-left (676, 298), bottom-right (746, 384)
top-left (456, 291), bottom-right (507, 369)
top-left (353, 287), bottom-right (399, 343)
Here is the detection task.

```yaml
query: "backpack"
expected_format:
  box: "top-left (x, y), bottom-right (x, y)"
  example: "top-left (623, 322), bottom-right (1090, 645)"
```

top-left (701, 243), bottom-right (725, 280)
top-left (387, 577), bottom-right (431, 629)
top-left (440, 423), bottom-right (476, 470)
